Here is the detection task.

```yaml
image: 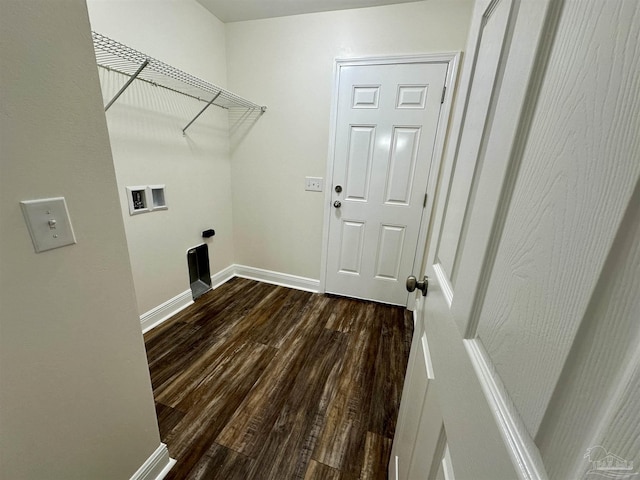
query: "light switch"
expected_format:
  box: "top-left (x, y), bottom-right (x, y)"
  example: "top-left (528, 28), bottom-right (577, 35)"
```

top-left (20, 197), bottom-right (76, 253)
top-left (305, 177), bottom-right (324, 192)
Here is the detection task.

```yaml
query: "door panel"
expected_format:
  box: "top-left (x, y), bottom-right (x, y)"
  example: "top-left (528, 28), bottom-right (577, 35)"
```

top-left (393, 0), bottom-right (640, 479)
top-left (374, 225), bottom-right (405, 280)
top-left (473, 0), bottom-right (640, 436)
top-left (433, 0), bottom-right (513, 287)
top-left (385, 127), bottom-right (421, 205)
top-left (345, 126), bottom-right (375, 201)
top-left (406, 380), bottom-right (443, 479)
top-left (397, 85), bottom-right (428, 109)
top-left (352, 86), bottom-right (380, 108)
top-left (390, 309), bottom-right (441, 480)
top-left (394, 0), bottom-right (543, 477)
top-left (326, 61), bottom-right (448, 305)
top-left (536, 183), bottom-right (640, 479)
top-left (338, 221), bottom-right (365, 274)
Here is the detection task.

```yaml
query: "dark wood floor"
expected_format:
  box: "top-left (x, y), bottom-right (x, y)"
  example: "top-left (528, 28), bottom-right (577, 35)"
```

top-left (144, 277), bottom-right (413, 480)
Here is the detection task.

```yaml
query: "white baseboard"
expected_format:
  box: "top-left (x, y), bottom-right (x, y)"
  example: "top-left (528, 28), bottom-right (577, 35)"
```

top-left (210, 264), bottom-right (236, 289)
top-left (130, 443), bottom-right (175, 480)
top-left (233, 264), bottom-right (320, 293)
top-left (140, 264), bottom-right (319, 332)
top-left (140, 290), bottom-right (193, 334)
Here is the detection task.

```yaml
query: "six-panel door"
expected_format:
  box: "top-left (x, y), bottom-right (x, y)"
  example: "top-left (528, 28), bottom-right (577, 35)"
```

top-left (325, 62), bottom-right (448, 305)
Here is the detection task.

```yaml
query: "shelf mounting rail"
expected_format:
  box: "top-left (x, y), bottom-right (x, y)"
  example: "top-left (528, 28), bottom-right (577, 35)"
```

top-left (92, 31), bottom-right (266, 133)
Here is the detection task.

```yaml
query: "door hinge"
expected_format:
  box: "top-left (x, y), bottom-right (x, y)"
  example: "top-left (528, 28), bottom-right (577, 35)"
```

top-left (441, 85), bottom-right (447, 104)
top-left (423, 193), bottom-right (428, 208)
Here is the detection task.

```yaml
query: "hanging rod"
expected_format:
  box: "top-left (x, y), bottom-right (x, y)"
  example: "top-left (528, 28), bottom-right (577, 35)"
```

top-left (92, 31), bottom-right (267, 130)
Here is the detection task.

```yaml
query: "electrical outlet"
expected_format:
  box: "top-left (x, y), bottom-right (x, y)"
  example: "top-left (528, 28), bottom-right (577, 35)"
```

top-left (305, 177), bottom-right (323, 192)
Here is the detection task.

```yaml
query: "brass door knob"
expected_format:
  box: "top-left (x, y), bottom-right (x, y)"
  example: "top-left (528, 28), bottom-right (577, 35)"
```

top-left (406, 275), bottom-right (429, 296)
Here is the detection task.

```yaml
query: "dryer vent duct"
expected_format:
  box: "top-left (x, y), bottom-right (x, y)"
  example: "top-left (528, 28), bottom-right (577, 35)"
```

top-left (187, 244), bottom-right (212, 300)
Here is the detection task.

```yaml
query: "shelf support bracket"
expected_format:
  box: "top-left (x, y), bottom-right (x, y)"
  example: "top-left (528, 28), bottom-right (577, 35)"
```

top-left (182, 91), bottom-right (222, 135)
top-left (104, 59), bottom-right (150, 111)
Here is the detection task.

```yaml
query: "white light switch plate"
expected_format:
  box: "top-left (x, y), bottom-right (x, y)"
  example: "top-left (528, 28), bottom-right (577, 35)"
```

top-left (20, 197), bottom-right (76, 253)
top-left (305, 176), bottom-right (324, 192)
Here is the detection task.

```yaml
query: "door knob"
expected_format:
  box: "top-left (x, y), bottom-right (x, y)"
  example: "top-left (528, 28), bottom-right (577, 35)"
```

top-left (406, 275), bottom-right (429, 296)
top-left (334, 200), bottom-right (342, 208)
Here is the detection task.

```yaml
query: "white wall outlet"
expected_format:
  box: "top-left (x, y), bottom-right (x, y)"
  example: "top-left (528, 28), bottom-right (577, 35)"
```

top-left (20, 197), bottom-right (77, 253)
top-left (305, 176), bottom-right (324, 192)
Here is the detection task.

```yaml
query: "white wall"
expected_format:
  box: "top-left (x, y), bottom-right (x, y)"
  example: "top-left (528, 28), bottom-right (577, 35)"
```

top-left (86, 0), bottom-right (235, 315)
top-left (226, 0), bottom-right (474, 280)
top-left (0, 0), bottom-right (161, 478)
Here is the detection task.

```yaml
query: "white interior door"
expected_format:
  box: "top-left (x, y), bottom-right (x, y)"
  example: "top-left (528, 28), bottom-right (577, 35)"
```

top-left (390, 0), bottom-right (519, 466)
top-left (392, 0), bottom-right (640, 478)
top-left (324, 59), bottom-right (449, 306)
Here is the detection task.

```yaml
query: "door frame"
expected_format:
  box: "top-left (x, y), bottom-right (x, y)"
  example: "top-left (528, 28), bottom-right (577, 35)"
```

top-left (319, 53), bottom-right (461, 308)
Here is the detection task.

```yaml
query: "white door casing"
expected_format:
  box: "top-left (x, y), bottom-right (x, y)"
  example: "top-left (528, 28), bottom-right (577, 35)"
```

top-left (321, 55), bottom-right (459, 307)
top-left (393, 0), bottom-right (639, 479)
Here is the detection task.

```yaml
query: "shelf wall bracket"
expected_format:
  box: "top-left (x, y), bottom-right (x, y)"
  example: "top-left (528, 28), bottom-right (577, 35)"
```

top-left (182, 91), bottom-right (222, 135)
top-left (104, 59), bottom-right (150, 111)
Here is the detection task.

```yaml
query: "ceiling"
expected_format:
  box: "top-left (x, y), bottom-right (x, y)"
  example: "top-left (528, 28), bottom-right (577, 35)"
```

top-left (195, 0), bottom-right (423, 23)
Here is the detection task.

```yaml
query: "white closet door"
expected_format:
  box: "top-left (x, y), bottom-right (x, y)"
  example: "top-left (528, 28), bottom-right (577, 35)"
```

top-left (393, 0), bottom-right (639, 478)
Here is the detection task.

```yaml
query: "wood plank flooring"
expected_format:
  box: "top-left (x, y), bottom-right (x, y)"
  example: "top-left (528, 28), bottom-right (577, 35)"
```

top-left (144, 277), bottom-right (413, 479)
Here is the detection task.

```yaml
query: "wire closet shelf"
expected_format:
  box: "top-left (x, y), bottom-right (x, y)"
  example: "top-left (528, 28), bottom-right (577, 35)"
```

top-left (92, 31), bottom-right (266, 132)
